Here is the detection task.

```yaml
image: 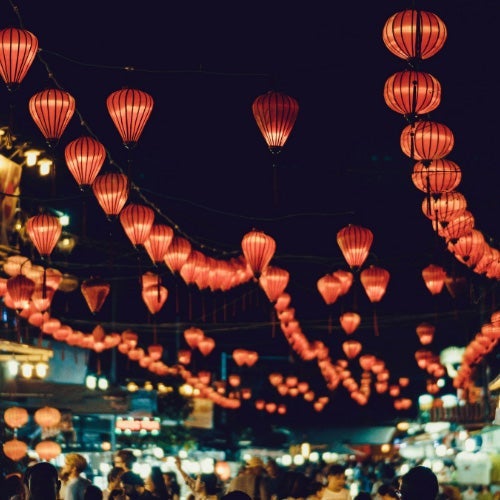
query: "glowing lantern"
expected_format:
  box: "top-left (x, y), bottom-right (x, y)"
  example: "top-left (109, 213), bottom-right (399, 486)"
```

top-left (401, 120), bottom-right (454, 161)
top-left (34, 406), bottom-right (61, 428)
top-left (438, 210), bottom-right (474, 243)
top-left (275, 293), bottom-right (291, 313)
top-left (246, 351), bottom-right (259, 367)
top-left (26, 213), bottom-right (62, 259)
top-left (143, 224), bottom-right (174, 264)
top-left (421, 264), bottom-right (446, 295)
top-left (4, 407), bottom-right (29, 429)
top-left (35, 440), bottom-right (61, 461)
top-left (342, 340), bottom-right (362, 359)
top-left (3, 255), bottom-right (31, 277)
top-left (269, 373), bottom-right (283, 386)
top-left (81, 277), bottom-right (110, 314)
top-left (359, 354), bottom-right (376, 371)
top-left (332, 270), bottom-right (354, 295)
top-left (232, 349), bottom-right (247, 367)
top-left (3, 439), bottom-right (28, 461)
top-left (399, 377), bottom-right (410, 387)
top-left (360, 266), bottom-right (390, 302)
top-left (148, 344), bottom-right (163, 361)
top-left (29, 88), bottom-right (75, 147)
top-left (265, 402), bottom-right (277, 413)
top-left (340, 312), bottom-right (361, 335)
top-left (382, 10), bottom-right (447, 61)
top-left (252, 90), bottom-right (299, 154)
top-left (416, 323), bottom-right (435, 345)
top-left (228, 374), bottom-right (241, 387)
top-left (448, 230), bottom-right (486, 268)
top-left (337, 225), bottom-right (373, 270)
top-left (180, 250), bottom-right (206, 286)
top-left (412, 159), bottom-right (461, 194)
top-left (119, 203), bottom-right (155, 246)
top-left (215, 461), bottom-right (231, 482)
top-left (178, 349), bottom-right (191, 365)
top-left (92, 173), bottom-right (129, 217)
top-left (64, 136), bottom-right (106, 189)
top-left (422, 191), bottom-right (467, 223)
top-left (6, 274), bottom-right (34, 311)
top-left (164, 236), bottom-right (192, 274)
top-left (106, 88), bottom-right (154, 149)
top-left (317, 274), bottom-right (342, 305)
top-left (259, 266), bottom-right (289, 303)
top-left (141, 284), bottom-right (168, 314)
top-left (198, 337), bottom-right (215, 356)
top-left (241, 229), bottom-right (276, 278)
top-left (184, 327), bottom-right (204, 349)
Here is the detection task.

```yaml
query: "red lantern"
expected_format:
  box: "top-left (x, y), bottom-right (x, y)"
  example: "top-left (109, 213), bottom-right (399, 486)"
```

top-left (64, 136), bottom-right (106, 189)
top-left (232, 349), bottom-right (247, 367)
top-left (177, 349), bottom-right (192, 365)
top-left (184, 327), bottom-right (204, 349)
top-left (340, 312), bottom-right (361, 335)
top-left (342, 340), bottom-right (362, 359)
top-left (448, 230), bottom-right (486, 268)
top-left (0, 28), bottom-right (38, 91)
top-left (198, 337), bottom-right (215, 356)
top-left (4, 407), bottom-right (29, 429)
top-left (29, 88), bottom-right (75, 147)
top-left (412, 159), bottom-right (462, 194)
top-left (400, 121), bottom-right (454, 161)
top-left (422, 191), bottom-right (467, 223)
top-left (142, 284), bottom-right (168, 314)
top-left (422, 264), bottom-right (446, 295)
top-left (3, 439), bottom-right (28, 461)
top-left (6, 274), bottom-right (34, 311)
top-left (81, 277), bottom-right (110, 314)
top-left (252, 90), bottom-right (299, 154)
top-left (359, 354), bottom-right (376, 371)
top-left (164, 236), bottom-right (192, 274)
top-left (384, 70), bottom-right (441, 118)
top-left (228, 374), bottom-right (241, 387)
top-left (106, 88), bottom-right (154, 149)
top-left (241, 229), bottom-right (276, 278)
top-left (274, 293), bottom-right (291, 313)
top-left (332, 270), bottom-right (354, 296)
top-left (215, 461), bottom-right (231, 482)
top-left (148, 344), bottom-right (163, 361)
top-left (92, 173), bottom-right (129, 217)
top-left (119, 203), bottom-right (155, 246)
top-left (416, 322), bottom-right (435, 345)
top-left (382, 10), bottom-right (447, 61)
top-left (317, 274), bottom-right (342, 305)
top-left (337, 225), bottom-right (373, 270)
top-left (259, 266), bottom-right (289, 303)
top-left (34, 406), bottom-right (61, 428)
top-left (35, 440), bottom-right (61, 461)
top-left (143, 224), bottom-right (174, 264)
top-left (26, 213), bottom-right (62, 259)
top-left (360, 266), bottom-right (390, 303)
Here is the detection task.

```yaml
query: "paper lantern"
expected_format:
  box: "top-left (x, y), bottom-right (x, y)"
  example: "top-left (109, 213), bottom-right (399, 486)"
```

top-left (4, 407), bottom-right (29, 429)
top-left (422, 191), bottom-right (467, 223)
top-left (34, 406), bottom-right (61, 428)
top-left (337, 225), bottom-right (373, 270)
top-left (143, 224), bottom-right (174, 264)
top-left (81, 277), bottom-right (110, 314)
top-left (64, 136), bottom-right (106, 189)
top-left (259, 266), bottom-right (289, 303)
top-left (26, 213), bottom-right (62, 259)
top-left (142, 284), bottom-right (168, 314)
top-left (340, 312), bottom-right (361, 335)
top-left (6, 274), bottom-right (34, 311)
top-left (35, 440), bottom-right (61, 461)
top-left (119, 203), bottom-right (155, 246)
top-left (422, 264), bottom-right (446, 295)
top-left (342, 340), bottom-right (362, 359)
top-left (3, 439), bottom-right (28, 461)
top-left (317, 274), bottom-right (342, 305)
top-left (164, 236), bottom-right (192, 274)
top-left (416, 323), bottom-right (435, 345)
top-left (92, 173), bottom-right (129, 217)
top-left (412, 159), bottom-right (461, 194)
top-left (360, 266), bottom-right (390, 303)
top-left (241, 229), bottom-right (276, 278)
top-left (400, 121), bottom-right (454, 161)
top-left (198, 337), bottom-right (215, 356)
top-left (184, 327), bottom-right (204, 349)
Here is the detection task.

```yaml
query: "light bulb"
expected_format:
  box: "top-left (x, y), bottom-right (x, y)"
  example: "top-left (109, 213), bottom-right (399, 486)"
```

top-left (20, 362), bottom-right (34, 378)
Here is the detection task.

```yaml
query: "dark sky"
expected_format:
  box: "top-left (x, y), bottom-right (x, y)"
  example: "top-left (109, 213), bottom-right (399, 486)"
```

top-left (0, 0), bottom-right (498, 427)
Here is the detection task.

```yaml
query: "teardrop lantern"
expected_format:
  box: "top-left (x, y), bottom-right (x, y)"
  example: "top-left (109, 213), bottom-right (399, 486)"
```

top-left (448, 229), bottom-right (486, 268)
top-left (64, 136), bottom-right (106, 189)
top-left (252, 90), bottom-right (299, 154)
top-left (259, 266), bottom-right (289, 303)
top-left (142, 284), bottom-right (168, 314)
top-left (81, 277), bottom-right (110, 314)
top-left (416, 322), bottom-right (435, 345)
top-left (241, 229), bottom-right (276, 278)
top-left (7, 274), bottom-right (35, 311)
top-left (360, 266), bottom-right (390, 303)
top-left (342, 340), bottom-right (363, 359)
top-left (35, 440), bottom-right (61, 461)
top-left (0, 27), bottom-right (39, 91)
top-left (143, 224), bottom-right (174, 264)
top-left (92, 172), bottom-right (129, 217)
top-left (106, 88), bottom-right (154, 149)
top-left (400, 121), bottom-right (454, 161)
top-left (337, 224), bottom-right (373, 270)
top-left (119, 203), bottom-right (155, 247)
top-left (421, 264), bottom-right (446, 295)
top-left (198, 337), bottom-right (215, 356)
top-left (164, 236), bottom-right (192, 274)
top-left (438, 211), bottom-right (475, 243)
top-left (26, 213), bottom-right (62, 259)
top-left (317, 274), bottom-right (342, 305)
top-left (340, 312), bottom-right (361, 335)
top-left (28, 88), bottom-right (76, 147)
top-left (184, 327), bottom-right (204, 349)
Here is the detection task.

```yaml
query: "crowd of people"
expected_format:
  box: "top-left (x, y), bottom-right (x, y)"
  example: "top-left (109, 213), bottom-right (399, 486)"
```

top-left (0, 448), bottom-right (496, 500)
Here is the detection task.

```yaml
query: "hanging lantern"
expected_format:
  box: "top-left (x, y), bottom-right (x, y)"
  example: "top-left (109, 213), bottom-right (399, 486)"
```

top-left (340, 312), bottom-right (361, 335)
top-left (438, 211), bottom-right (474, 243)
top-left (382, 9), bottom-right (447, 61)
top-left (317, 274), bottom-right (342, 305)
top-left (232, 349), bottom-right (248, 367)
top-left (198, 337), bottom-right (215, 356)
top-left (359, 354), bottom-right (376, 371)
top-left (422, 191), bottom-right (467, 223)
top-left (215, 461), bottom-right (231, 482)
top-left (384, 70), bottom-right (441, 118)
top-left (252, 90), bottom-right (299, 154)
top-left (275, 293), bottom-right (291, 313)
top-left (3, 255), bottom-right (31, 277)
top-left (26, 213), bottom-right (62, 259)
top-left (164, 236), bottom-right (192, 274)
top-left (80, 277), bottom-right (110, 314)
top-left (64, 136), bottom-right (106, 189)
top-left (360, 266), bottom-right (390, 303)
top-left (342, 340), bottom-right (362, 359)
top-left (0, 27), bottom-right (38, 91)
top-left (416, 323), bottom-right (435, 345)
top-left (92, 173), bottom-right (129, 217)
top-left (106, 88), bottom-right (154, 149)
top-left (34, 406), bottom-right (61, 428)
top-left (421, 264), bottom-right (446, 295)
top-left (28, 88), bottom-right (76, 147)
top-left (7, 274), bottom-right (35, 311)
top-left (143, 224), bottom-right (174, 264)
top-left (142, 284), bottom-right (168, 314)
top-left (337, 224), bottom-right (373, 270)
top-left (259, 266), bottom-right (289, 303)
top-left (119, 203), bottom-right (155, 246)
top-left (412, 159), bottom-right (462, 195)
top-left (332, 270), bottom-right (354, 296)
top-left (184, 327), bottom-right (204, 349)
top-left (241, 229), bottom-right (276, 278)
top-left (180, 250), bottom-right (206, 286)
top-left (448, 230), bottom-right (486, 268)
top-left (148, 344), bottom-right (163, 361)
top-left (35, 440), bottom-right (61, 461)
top-left (4, 407), bottom-right (29, 429)
top-left (3, 439), bottom-right (28, 461)
top-left (400, 121), bottom-right (454, 161)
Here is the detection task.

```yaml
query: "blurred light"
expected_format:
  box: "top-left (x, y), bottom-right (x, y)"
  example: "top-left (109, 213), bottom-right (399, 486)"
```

top-left (38, 158), bottom-right (52, 176)
top-left (178, 449), bottom-right (188, 459)
top-left (464, 438), bottom-right (477, 452)
top-left (6, 359), bottom-right (19, 377)
top-left (441, 394), bottom-right (458, 408)
top-left (309, 451), bottom-right (319, 463)
top-left (200, 458), bottom-right (214, 473)
top-left (301, 442), bottom-right (311, 459)
top-left (98, 377), bottom-right (109, 390)
top-left (152, 447), bottom-right (164, 459)
top-left (293, 455), bottom-right (305, 466)
top-left (24, 149), bottom-right (41, 167)
top-left (281, 454), bottom-right (292, 467)
top-left (435, 444), bottom-right (447, 457)
top-left (179, 384), bottom-right (194, 396)
top-left (101, 442), bottom-right (111, 452)
top-left (397, 421), bottom-right (410, 432)
top-left (432, 460), bottom-right (445, 473)
top-left (35, 361), bottom-right (49, 378)
top-left (418, 394), bottom-right (434, 411)
top-left (399, 463), bottom-right (410, 475)
top-left (144, 381), bottom-right (154, 391)
top-left (437, 378), bottom-right (446, 388)
top-left (99, 462), bottom-right (111, 474)
top-left (20, 362), bottom-right (33, 378)
top-left (127, 381), bottom-right (139, 392)
top-left (86, 374), bottom-right (97, 390)
top-left (381, 444), bottom-right (391, 453)
top-left (59, 214), bottom-right (70, 227)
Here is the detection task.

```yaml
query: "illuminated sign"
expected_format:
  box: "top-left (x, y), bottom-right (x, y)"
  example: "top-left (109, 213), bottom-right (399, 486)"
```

top-left (115, 417), bottom-right (161, 435)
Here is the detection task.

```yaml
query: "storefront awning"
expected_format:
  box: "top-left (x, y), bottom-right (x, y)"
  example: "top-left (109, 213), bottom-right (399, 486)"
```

top-left (295, 425), bottom-right (396, 447)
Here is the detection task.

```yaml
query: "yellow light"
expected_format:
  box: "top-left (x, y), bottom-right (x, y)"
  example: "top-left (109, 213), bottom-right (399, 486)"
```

top-left (101, 441), bottom-right (111, 451)
top-left (381, 443), bottom-right (391, 453)
top-left (24, 149), bottom-right (41, 167)
top-left (20, 362), bottom-right (34, 378)
top-left (98, 377), bottom-right (109, 390)
top-left (35, 361), bottom-right (49, 378)
top-left (144, 381), bottom-right (154, 391)
top-left (127, 381), bottom-right (139, 392)
top-left (179, 383), bottom-right (194, 396)
top-left (396, 421), bottom-right (410, 432)
top-left (38, 158), bottom-right (52, 176)
top-left (59, 214), bottom-right (70, 227)
top-left (6, 359), bottom-right (19, 377)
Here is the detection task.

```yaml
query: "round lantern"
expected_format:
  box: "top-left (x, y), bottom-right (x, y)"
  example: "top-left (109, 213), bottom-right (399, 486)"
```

top-left (438, 211), bottom-right (474, 243)
top-left (34, 406), bottom-right (61, 428)
top-left (0, 27), bottom-right (38, 91)
top-left (164, 236), bottom-right (192, 274)
top-left (142, 284), bottom-right (168, 314)
top-left (359, 354), bottom-right (376, 371)
top-left (143, 224), bottom-right (174, 264)
top-left (4, 407), bottom-right (29, 429)
top-left (448, 230), bottom-right (486, 268)
top-left (360, 266), bottom-right (390, 303)
top-left (148, 344), bottom-right (163, 361)
top-left (422, 191), bottom-right (467, 223)
top-left (29, 88), bottom-right (75, 147)
top-left (92, 173), bottom-right (129, 217)
top-left (416, 323), bottom-right (435, 345)
top-left (340, 312), bottom-right (361, 335)
top-left (400, 121), bottom-right (454, 161)
top-left (26, 213), bottom-right (62, 259)
top-left (421, 264), bottom-right (446, 295)
top-left (259, 266), bottom-right (289, 303)
top-left (6, 274), bottom-right (35, 311)
top-left (384, 70), bottom-right (441, 118)
top-left (342, 340), bottom-right (362, 359)
top-left (119, 203), bottom-right (155, 246)
top-left (198, 337), bottom-right (215, 356)
top-left (252, 90), bottom-right (299, 154)
top-left (412, 159), bottom-right (462, 194)
top-left (382, 9), bottom-right (447, 61)
top-left (241, 229), bottom-right (276, 278)
top-left (64, 136), bottom-right (106, 189)
top-left (81, 277), bottom-right (110, 314)
top-left (337, 224), bottom-right (373, 270)
top-left (35, 440), bottom-right (61, 461)
top-left (317, 274), bottom-right (342, 305)
top-left (184, 327), bottom-right (204, 349)
top-left (3, 439), bottom-right (28, 461)
top-left (106, 88), bottom-right (154, 149)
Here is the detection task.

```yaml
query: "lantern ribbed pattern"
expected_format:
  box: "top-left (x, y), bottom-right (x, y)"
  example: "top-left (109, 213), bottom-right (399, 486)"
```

top-left (252, 90), bottom-right (299, 153)
top-left (317, 274), bottom-right (342, 305)
top-left (437, 210), bottom-right (474, 244)
top-left (400, 121), bottom-right (454, 161)
top-left (81, 277), bottom-right (110, 314)
top-left (142, 284), bottom-right (168, 314)
top-left (92, 173), bottom-right (129, 217)
top-left (0, 28), bottom-right (38, 91)
top-left (337, 224), bottom-right (373, 270)
top-left (342, 340), bottom-right (362, 359)
top-left (241, 229), bottom-right (276, 277)
top-left (144, 224), bottom-right (174, 263)
top-left (384, 70), bottom-right (441, 117)
top-left (26, 213), bottom-right (62, 259)
top-left (412, 159), bottom-right (462, 194)
top-left (340, 312), bottom-right (361, 335)
top-left (3, 439), bottom-right (28, 461)
top-left (382, 10), bottom-right (447, 61)
top-left (106, 88), bottom-right (154, 148)
top-left (360, 266), bottom-right (390, 303)
top-left (164, 236), bottom-right (192, 274)
top-left (259, 266), bottom-right (290, 303)
top-left (421, 264), bottom-right (446, 295)
top-left (422, 191), bottom-right (467, 223)
top-left (7, 274), bottom-right (35, 310)
top-left (448, 230), bottom-right (486, 268)
top-left (28, 88), bottom-right (75, 146)
top-left (64, 136), bottom-right (106, 188)
top-left (180, 250), bottom-right (206, 285)
top-left (4, 407), bottom-right (29, 429)
top-left (119, 203), bottom-right (155, 246)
